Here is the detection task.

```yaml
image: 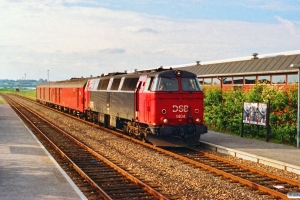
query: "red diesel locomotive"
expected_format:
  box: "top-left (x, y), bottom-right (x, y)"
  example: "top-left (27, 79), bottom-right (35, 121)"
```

top-left (36, 68), bottom-right (207, 146)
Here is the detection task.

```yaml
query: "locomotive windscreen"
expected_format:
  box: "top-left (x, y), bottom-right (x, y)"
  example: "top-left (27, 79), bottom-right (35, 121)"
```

top-left (181, 78), bottom-right (202, 91)
top-left (156, 77), bottom-right (179, 91)
top-left (148, 76), bottom-right (202, 92)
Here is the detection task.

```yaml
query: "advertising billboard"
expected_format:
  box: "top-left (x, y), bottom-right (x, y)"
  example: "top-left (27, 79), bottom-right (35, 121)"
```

top-left (243, 102), bottom-right (268, 126)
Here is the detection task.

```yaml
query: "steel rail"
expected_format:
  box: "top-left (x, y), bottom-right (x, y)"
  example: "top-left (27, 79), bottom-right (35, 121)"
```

top-left (11, 94), bottom-right (298, 199)
top-left (193, 148), bottom-right (300, 188)
top-left (160, 147), bottom-right (299, 200)
top-left (2, 94), bottom-right (113, 200)
top-left (3, 94), bottom-right (169, 200)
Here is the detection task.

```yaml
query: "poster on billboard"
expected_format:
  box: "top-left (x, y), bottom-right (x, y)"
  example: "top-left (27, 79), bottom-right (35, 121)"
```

top-left (243, 102), bottom-right (268, 126)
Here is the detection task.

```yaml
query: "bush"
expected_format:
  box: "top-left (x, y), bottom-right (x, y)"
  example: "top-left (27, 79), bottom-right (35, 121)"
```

top-left (204, 84), bottom-right (298, 146)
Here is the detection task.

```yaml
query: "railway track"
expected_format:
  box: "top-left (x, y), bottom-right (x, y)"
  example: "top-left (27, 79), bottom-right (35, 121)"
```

top-left (2, 94), bottom-right (170, 200)
top-left (159, 146), bottom-right (300, 199)
top-left (6, 94), bottom-right (300, 199)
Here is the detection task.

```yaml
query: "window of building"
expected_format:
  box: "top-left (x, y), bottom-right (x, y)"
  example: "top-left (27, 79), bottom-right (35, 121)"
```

top-left (233, 77), bottom-right (243, 84)
top-left (244, 76), bottom-right (256, 84)
top-left (212, 78), bottom-right (220, 85)
top-left (257, 75), bottom-right (270, 84)
top-left (272, 75), bottom-right (286, 84)
top-left (199, 78), bottom-right (204, 85)
top-left (288, 74), bottom-right (298, 83)
top-left (223, 77), bottom-right (232, 85)
top-left (110, 78), bottom-right (121, 90)
top-left (203, 78), bottom-right (212, 85)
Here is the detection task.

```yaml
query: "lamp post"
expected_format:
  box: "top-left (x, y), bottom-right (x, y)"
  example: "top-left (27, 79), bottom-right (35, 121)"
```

top-left (290, 63), bottom-right (300, 147)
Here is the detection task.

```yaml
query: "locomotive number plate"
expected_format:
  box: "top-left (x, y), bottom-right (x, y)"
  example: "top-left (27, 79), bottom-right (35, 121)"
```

top-left (176, 114), bottom-right (186, 119)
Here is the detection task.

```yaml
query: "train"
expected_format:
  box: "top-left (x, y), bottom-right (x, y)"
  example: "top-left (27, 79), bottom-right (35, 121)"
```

top-left (36, 67), bottom-right (207, 146)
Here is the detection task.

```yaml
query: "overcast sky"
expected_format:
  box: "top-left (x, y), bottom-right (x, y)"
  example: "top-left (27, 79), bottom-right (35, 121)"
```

top-left (1, 0), bottom-right (300, 81)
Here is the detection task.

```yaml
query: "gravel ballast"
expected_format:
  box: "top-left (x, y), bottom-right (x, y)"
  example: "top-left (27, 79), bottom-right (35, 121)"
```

top-left (16, 97), bottom-right (300, 199)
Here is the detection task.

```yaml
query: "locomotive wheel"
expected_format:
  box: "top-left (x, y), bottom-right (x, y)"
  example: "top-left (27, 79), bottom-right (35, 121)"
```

top-left (180, 128), bottom-right (185, 138)
top-left (140, 133), bottom-right (146, 142)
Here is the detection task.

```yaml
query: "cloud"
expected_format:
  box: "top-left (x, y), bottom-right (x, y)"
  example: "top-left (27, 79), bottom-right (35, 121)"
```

top-left (137, 28), bottom-right (159, 34)
top-left (0, 0), bottom-right (300, 81)
top-left (275, 16), bottom-right (300, 36)
top-left (99, 48), bottom-right (126, 54)
top-left (239, 0), bottom-right (300, 11)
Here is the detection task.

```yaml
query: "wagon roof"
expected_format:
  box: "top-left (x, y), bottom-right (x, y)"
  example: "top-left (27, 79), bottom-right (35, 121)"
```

top-left (37, 77), bottom-right (90, 88)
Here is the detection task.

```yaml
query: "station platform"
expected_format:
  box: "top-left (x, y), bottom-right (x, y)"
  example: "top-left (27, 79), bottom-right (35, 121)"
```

top-left (0, 103), bottom-right (86, 200)
top-left (201, 130), bottom-right (300, 174)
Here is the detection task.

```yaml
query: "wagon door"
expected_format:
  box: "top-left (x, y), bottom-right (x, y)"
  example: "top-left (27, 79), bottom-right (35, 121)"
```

top-left (76, 88), bottom-right (79, 108)
top-left (142, 77), bottom-right (155, 123)
top-left (59, 88), bottom-right (61, 104)
top-left (48, 88), bottom-right (50, 101)
top-left (84, 80), bottom-right (92, 109)
top-left (134, 81), bottom-right (142, 120)
top-left (55, 88), bottom-right (57, 103)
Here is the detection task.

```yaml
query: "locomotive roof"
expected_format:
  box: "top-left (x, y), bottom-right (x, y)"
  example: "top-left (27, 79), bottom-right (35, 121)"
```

top-left (148, 69), bottom-right (196, 77)
top-left (94, 68), bottom-right (196, 79)
top-left (36, 68), bottom-right (198, 89)
top-left (173, 50), bottom-right (300, 78)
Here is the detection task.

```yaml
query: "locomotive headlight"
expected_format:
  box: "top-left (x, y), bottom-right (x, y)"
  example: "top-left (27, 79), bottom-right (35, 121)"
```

top-left (175, 70), bottom-right (182, 77)
top-left (195, 118), bottom-right (201, 123)
top-left (163, 118), bottom-right (169, 124)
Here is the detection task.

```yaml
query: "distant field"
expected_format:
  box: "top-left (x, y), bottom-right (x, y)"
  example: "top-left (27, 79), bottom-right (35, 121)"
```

top-left (19, 89), bottom-right (36, 99)
top-left (0, 88), bottom-right (36, 103)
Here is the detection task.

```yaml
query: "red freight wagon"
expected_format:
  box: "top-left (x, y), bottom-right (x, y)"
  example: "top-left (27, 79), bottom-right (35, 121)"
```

top-left (36, 78), bottom-right (89, 115)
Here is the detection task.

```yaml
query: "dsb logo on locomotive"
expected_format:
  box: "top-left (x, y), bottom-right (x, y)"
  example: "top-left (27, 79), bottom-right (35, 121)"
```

top-left (172, 105), bottom-right (189, 112)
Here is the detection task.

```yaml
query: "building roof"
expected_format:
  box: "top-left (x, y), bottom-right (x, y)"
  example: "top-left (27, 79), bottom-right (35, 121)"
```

top-left (173, 50), bottom-right (300, 78)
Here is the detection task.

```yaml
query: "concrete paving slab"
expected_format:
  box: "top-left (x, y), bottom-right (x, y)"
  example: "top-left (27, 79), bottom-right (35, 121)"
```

top-left (0, 104), bottom-right (87, 200)
top-left (202, 130), bottom-right (300, 167)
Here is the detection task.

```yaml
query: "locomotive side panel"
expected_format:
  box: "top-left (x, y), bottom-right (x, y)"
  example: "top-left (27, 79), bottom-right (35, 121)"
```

top-left (84, 79), bottom-right (100, 110)
top-left (90, 90), bottom-right (106, 113)
top-left (89, 90), bottom-right (135, 123)
top-left (110, 92), bottom-right (134, 120)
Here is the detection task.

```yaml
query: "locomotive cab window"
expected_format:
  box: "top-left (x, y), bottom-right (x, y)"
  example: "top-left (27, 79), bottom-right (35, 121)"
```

top-left (121, 78), bottom-right (139, 91)
top-left (111, 78), bottom-right (121, 90)
top-left (97, 79), bottom-right (110, 90)
top-left (144, 77), bottom-right (155, 91)
top-left (181, 78), bottom-right (202, 91)
top-left (155, 77), bottom-right (178, 91)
